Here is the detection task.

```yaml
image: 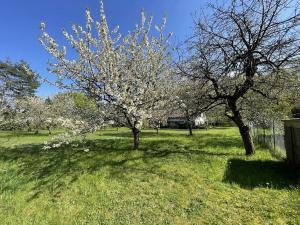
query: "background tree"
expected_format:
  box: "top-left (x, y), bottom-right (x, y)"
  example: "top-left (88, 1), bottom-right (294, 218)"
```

top-left (287, 71), bottom-right (300, 118)
top-left (291, 104), bottom-right (300, 118)
top-left (0, 101), bottom-right (21, 131)
top-left (0, 60), bottom-right (40, 98)
top-left (244, 73), bottom-right (299, 127)
top-left (173, 78), bottom-right (215, 135)
top-left (43, 92), bottom-right (105, 149)
top-left (50, 92), bottom-right (103, 129)
top-left (0, 60), bottom-right (40, 132)
top-left (16, 96), bottom-right (50, 134)
top-left (205, 105), bottom-right (230, 127)
top-left (40, 1), bottom-right (173, 149)
top-left (148, 108), bottom-right (171, 134)
top-left (180, 0), bottom-right (300, 155)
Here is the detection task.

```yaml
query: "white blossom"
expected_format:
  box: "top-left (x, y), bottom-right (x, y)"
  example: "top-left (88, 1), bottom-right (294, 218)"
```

top-left (39, 0), bottom-right (173, 149)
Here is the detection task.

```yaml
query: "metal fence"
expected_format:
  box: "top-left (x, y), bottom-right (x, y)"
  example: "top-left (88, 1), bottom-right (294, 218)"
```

top-left (250, 120), bottom-right (286, 157)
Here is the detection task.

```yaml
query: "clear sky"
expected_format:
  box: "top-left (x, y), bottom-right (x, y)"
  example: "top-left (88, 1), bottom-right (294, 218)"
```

top-left (0, 0), bottom-right (206, 97)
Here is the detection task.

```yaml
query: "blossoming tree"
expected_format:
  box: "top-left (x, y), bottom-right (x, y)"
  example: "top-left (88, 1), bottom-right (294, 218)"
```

top-left (45, 94), bottom-right (103, 150)
top-left (39, 1), bottom-right (172, 149)
top-left (148, 108), bottom-right (171, 134)
top-left (16, 96), bottom-right (50, 133)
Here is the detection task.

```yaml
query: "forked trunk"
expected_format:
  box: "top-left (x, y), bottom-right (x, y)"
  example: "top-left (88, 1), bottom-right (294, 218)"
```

top-left (132, 127), bottom-right (140, 150)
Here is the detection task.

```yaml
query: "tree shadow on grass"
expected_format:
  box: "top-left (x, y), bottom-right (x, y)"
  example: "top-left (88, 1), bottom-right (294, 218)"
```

top-left (0, 138), bottom-right (186, 201)
top-left (0, 135), bottom-right (241, 201)
top-left (0, 129), bottom-right (254, 201)
top-left (99, 129), bottom-right (237, 139)
top-left (223, 159), bottom-right (300, 189)
top-left (0, 132), bottom-right (51, 139)
top-left (100, 131), bottom-right (191, 139)
top-left (140, 138), bottom-right (243, 157)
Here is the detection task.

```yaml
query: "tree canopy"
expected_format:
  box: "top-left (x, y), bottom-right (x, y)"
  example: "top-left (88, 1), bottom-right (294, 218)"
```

top-left (39, 1), bottom-right (173, 149)
top-left (0, 60), bottom-right (40, 99)
top-left (179, 0), bottom-right (300, 155)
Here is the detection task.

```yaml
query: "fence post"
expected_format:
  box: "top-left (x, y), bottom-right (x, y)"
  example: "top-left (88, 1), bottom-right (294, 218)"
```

top-left (283, 119), bottom-right (300, 169)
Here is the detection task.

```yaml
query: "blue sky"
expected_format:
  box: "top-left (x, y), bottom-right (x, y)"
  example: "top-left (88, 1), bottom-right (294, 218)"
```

top-left (0, 0), bottom-right (206, 97)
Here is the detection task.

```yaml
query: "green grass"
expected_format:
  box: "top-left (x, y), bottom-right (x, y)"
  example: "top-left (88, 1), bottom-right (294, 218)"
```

top-left (0, 128), bottom-right (299, 225)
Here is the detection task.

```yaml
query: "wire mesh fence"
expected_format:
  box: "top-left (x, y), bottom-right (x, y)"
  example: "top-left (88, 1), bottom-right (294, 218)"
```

top-left (250, 120), bottom-right (286, 158)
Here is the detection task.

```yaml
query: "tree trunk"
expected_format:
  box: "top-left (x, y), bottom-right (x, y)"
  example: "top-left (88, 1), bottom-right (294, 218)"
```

top-left (188, 123), bottom-right (193, 136)
top-left (228, 100), bottom-right (255, 155)
top-left (272, 120), bottom-right (276, 151)
top-left (263, 128), bottom-right (266, 145)
top-left (132, 127), bottom-right (140, 150)
top-left (238, 124), bottom-right (255, 155)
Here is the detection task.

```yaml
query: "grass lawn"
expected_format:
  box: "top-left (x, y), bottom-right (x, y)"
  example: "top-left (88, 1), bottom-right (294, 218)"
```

top-left (0, 128), bottom-right (299, 225)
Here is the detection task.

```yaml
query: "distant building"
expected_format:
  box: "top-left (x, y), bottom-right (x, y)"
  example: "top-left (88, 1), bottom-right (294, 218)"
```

top-left (167, 116), bottom-right (187, 128)
top-left (167, 113), bottom-right (207, 128)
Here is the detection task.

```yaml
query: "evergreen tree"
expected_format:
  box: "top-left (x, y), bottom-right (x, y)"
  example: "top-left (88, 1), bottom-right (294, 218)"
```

top-left (0, 60), bottom-right (40, 98)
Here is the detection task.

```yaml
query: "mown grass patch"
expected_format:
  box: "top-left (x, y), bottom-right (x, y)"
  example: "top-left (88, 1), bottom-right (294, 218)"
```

top-left (0, 128), bottom-right (299, 224)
